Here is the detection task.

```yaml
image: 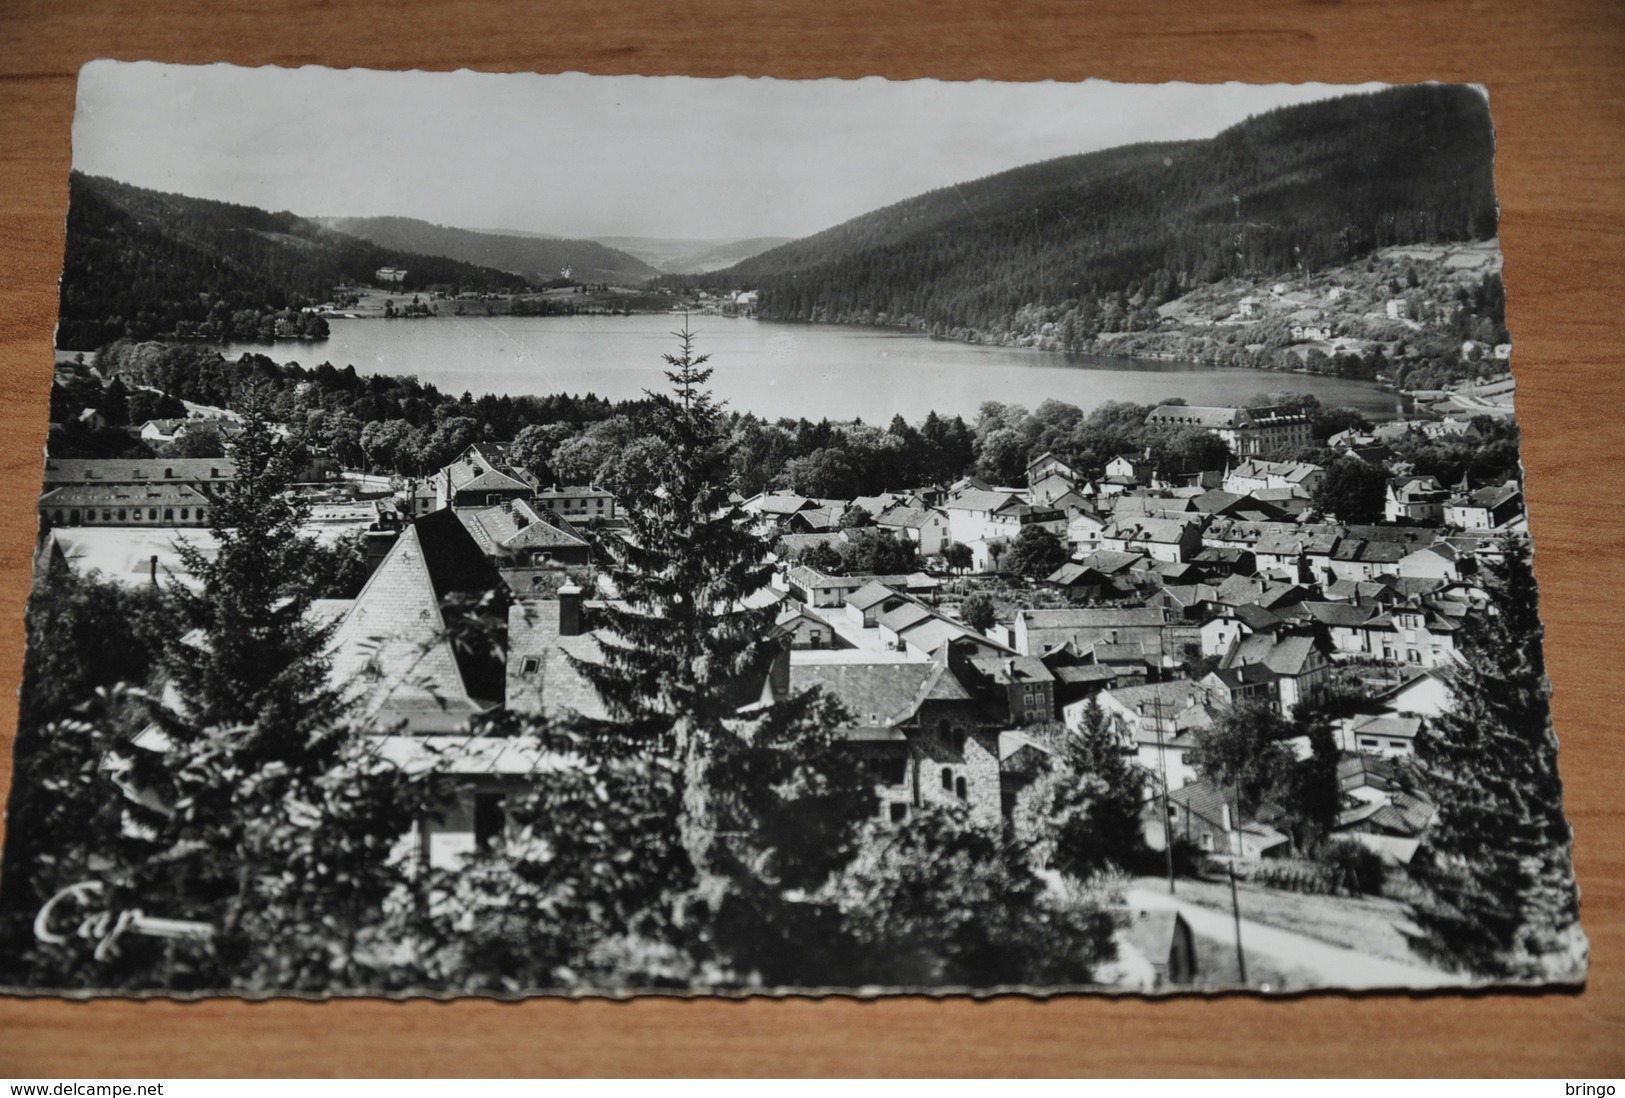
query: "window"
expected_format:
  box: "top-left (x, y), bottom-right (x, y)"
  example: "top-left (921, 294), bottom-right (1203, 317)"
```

top-left (1199, 832), bottom-right (1214, 851)
top-left (117, 509), bottom-right (127, 521)
top-left (941, 767), bottom-right (953, 792)
top-left (148, 509), bottom-right (158, 520)
top-left (876, 757), bottom-right (907, 787)
top-left (100, 510), bottom-right (111, 522)
top-left (520, 656), bottom-right (541, 675)
top-left (1359, 737), bottom-right (1379, 749)
top-left (163, 509), bottom-right (174, 521)
top-left (180, 508), bottom-right (190, 521)
top-left (889, 803), bottom-right (908, 824)
top-left (164, 468), bottom-right (174, 479)
top-left (52, 510), bottom-right (63, 522)
top-left (197, 509), bottom-right (206, 522)
top-left (1389, 740), bottom-right (1409, 750)
top-left (954, 777), bottom-right (967, 801)
top-left (472, 792), bottom-right (506, 852)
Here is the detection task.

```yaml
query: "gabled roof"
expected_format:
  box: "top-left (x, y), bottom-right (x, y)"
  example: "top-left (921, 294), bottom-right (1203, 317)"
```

top-left (898, 616), bottom-right (976, 654)
top-left (876, 505), bottom-right (943, 530)
top-left (748, 491), bottom-right (814, 515)
top-left (877, 601), bottom-right (934, 634)
top-left (944, 488), bottom-right (1021, 513)
top-left (457, 499), bottom-right (590, 557)
top-left (847, 580), bottom-right (904, 611)
top-left (42, 457), bottom-right (238, 485)
top-left (1225, 631), bottom-right (1321, 676)
top-left (1075, 549), bottom-right (1144, 575)
top-left (443, 444), bottom-right (531, 495)
top-left (40, 483), bottom-right (210, 507)
top-left (537, 484), bottom-right (615, 499)
top-left (1303, 600), bottom-right (1376, 628)
top-left (1103, 516), bottom-right (1198, 544)
top-left (1167, 779), bottom-right (1290, 850)
top-left (328, 512), bottom-right (508, 727)
top-left (792, 662), bottom-right (944, 728)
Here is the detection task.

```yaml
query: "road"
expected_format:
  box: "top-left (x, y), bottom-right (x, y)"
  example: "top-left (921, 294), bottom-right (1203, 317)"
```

top-left (1125, 885), bottom-right (1464, 992)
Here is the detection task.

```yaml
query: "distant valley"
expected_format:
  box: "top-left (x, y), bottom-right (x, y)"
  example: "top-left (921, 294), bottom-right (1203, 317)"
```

top-left (594, 235), bottom-right (793, 274)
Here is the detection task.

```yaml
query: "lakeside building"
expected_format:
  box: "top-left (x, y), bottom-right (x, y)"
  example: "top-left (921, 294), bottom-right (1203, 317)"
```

top-left (39, 483), bottom-right (212, 528)
top-left (1143, 405), bottom-right (1313, 457)
top-left (42, 457), bottom-right (237, 498)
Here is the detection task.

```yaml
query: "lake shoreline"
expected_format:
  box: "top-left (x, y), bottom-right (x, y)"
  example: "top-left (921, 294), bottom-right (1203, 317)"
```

top-left (211, 312), bottom-right (1411, 424)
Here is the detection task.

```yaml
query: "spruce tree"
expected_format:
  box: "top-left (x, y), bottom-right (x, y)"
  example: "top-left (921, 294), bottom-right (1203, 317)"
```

top-left (573, 324), bottom-right (781, 749)
top-left (1410, 537), bottom-right (1586, 980)
top-left (161, 386), bottom-right (343, 761)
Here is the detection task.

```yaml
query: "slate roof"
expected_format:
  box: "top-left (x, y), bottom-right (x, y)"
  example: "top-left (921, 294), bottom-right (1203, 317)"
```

top-left (792, 662), bottom-right (943, 727)
top-left (444, 445), bottom-right (531, 495)
top-left (327, 512), bottom-right (508, 729)
top-left (1304, 601), bottom-right (1377, 628)
top-left (877, 505), bottom-right (942, 530)
top-left (1226, 632), bottom-right (1321, 676)
top-left (42, 457), bottom-right (237, 486)
top-left (1146, 405), bottom-right (1246, 428)
top-left (456, 500), bottom-right (589, 557)
top-left (944, 488), bottom-right (1020, 513)
top-left (1167, 779), bottom-right (1290, 851)
top-left (968, 654), bottom-right (1054, 685)
top-left (505, 599), bottom-right (616, 722)
top-left (1075, 549), bottom-right (1144, 575)
top-left (40, 483), bottom-right (210, 508)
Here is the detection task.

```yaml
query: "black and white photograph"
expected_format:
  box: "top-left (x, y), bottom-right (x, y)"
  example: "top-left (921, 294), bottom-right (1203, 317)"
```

top-left (0, 63), bottom-right (1588, 997)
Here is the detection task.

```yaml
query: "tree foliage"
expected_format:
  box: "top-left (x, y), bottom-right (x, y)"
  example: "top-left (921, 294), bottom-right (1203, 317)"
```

top-left (1409, 538), bottom-right (1584, 979)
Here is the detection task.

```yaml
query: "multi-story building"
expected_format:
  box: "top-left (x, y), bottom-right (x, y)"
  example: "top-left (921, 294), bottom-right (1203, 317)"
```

top-left (1143, 405), bottom-right (1313, 457)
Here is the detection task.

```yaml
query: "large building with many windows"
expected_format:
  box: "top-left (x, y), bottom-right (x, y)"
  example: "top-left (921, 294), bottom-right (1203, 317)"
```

top-left (1143, 405), bottom-right (1313, 457)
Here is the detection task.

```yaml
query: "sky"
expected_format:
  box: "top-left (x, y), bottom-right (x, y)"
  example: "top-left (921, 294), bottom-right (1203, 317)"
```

top-left (72, 62), bottom-right (1388, 242)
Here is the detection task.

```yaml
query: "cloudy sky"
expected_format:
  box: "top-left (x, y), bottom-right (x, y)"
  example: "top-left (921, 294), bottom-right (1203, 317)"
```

top-left (73, 62), bottom-right (1385, 242)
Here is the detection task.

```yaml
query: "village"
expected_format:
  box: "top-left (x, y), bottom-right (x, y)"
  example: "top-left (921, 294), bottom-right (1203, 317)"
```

top-left (23, 383), bottom-right (1533, 989)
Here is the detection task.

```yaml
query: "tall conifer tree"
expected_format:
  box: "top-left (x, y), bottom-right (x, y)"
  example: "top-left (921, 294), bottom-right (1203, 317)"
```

top-left (1411, 537), bottom-right (1585, 979)
top-left (573, 324), bottom-right (781, 750)
top-left (161, 387), bottom-right (342, 761)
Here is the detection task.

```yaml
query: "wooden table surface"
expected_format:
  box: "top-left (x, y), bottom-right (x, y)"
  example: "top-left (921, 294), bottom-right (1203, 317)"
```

top-left (1, 0), bottom-right (1621, 1077)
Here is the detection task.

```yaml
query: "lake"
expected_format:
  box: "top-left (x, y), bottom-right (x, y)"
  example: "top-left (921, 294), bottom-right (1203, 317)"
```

top-left (223, 314), bottom-right (1408, 423)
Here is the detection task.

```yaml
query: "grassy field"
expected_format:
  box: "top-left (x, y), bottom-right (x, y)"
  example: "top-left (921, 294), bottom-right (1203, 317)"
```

top-left (1186, 930), bottom-right (1319, 993)
top-left (1162, 873), bottom-right (1430, 967)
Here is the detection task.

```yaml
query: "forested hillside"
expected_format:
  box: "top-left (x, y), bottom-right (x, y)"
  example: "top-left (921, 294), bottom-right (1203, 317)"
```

top-left (321, 216), bottom-right (659, 284)
top-left (697, 85), bottom-right (1497, 346)
top-left (56, 175), bottom-right (531, 350)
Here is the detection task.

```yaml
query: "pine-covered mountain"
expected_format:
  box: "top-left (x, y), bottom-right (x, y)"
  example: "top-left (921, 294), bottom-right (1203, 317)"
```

top-left (595, 236), bottom-right (794, 274)
top-left (696, 85), bottom-right (1498, 345)
top-left (57, 174), bottom-right (534, 350)
top-left (319, 216), bottom-right (659, 284)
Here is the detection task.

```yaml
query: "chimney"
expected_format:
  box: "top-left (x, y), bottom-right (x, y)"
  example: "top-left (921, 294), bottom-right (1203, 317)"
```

top-left (557, 584), bottom-right (583, 637)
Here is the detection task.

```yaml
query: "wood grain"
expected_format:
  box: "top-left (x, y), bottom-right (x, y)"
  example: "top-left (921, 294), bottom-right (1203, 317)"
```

top-left (1, 0), bottom-right (1622, 1077)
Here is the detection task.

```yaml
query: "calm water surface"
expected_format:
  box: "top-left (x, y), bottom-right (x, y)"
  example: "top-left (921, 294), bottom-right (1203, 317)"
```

top-left (224, 314), bottom-right (1407, 423)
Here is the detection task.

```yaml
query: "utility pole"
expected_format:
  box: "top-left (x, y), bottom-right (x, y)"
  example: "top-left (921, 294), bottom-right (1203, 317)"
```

top-left (1153, 692), bottom-right (1175, 895)
top-left (1228, 863), bottom-right (1248, 985)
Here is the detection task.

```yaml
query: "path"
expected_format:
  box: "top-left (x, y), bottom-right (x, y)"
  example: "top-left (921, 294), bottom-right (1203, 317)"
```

top-left (1126, 885), bottom-right (1463, 991)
